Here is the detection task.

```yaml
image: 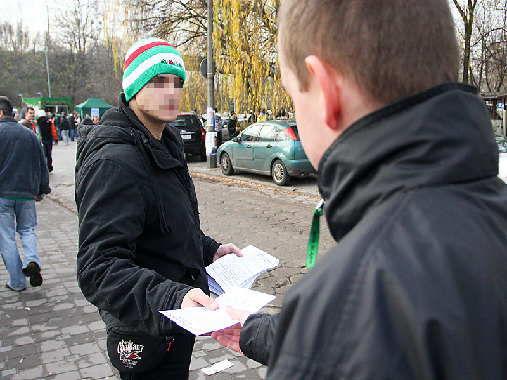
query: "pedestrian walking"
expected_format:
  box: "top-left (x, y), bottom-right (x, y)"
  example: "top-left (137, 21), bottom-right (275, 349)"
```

top-left (0, 96), bottom-right (49, 291)
top-left (75, 37), bottom-right (242, 380)
top-left (212, 0), bottom-right (507, 379)
top-left (214, 110), bottom-right (223, 147)
top-left (37, 109), bottom-right (57, 172)
top-left (68, 112), bottom-right (77, 141)
top-left (54, 113), bottom-right (62, 141)
top-left (60, 112), bottom-right (70, 145)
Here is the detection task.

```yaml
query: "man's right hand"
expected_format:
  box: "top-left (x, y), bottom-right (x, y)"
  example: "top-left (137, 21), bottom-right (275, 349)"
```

top-left (181, 288), bottom-right (219, 310)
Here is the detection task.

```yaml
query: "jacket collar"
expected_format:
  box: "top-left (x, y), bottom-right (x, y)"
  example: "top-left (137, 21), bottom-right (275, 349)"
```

top-left (318, 83), bottom-right (498, 242)
top-left (0, 117), bottom-right (17, 124)
top-left (77, 94), bottom-right (184, 172)
top-left (117, 93), bottom-right (185, 170)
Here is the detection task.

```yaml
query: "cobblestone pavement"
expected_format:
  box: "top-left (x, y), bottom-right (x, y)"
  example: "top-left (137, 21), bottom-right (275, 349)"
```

top-left (0, 141), bottom-right (334, 379)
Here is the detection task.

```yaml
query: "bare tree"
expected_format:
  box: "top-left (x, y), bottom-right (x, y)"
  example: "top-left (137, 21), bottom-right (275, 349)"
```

top-left (465, 0), bottom-right (507, 92)
top-left (55, 0), bottom-right (103, 105)
top-left (120, 0), bottom-right (208, 50)
top-left (453, 0), bottom-right (479, 84)
top-left (0, 22), bottom-right (30, 52)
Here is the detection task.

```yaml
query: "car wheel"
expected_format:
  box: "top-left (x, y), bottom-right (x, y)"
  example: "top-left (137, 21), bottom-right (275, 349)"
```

top-left (272, 159), bottom-right (290, 186)
top-left (200, 149), bottom-right (207, 162)
top-left (221, 153), bottom-right (234, 175)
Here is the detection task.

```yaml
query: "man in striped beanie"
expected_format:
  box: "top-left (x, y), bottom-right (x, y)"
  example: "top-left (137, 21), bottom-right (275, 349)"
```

top-left (122, 37), bottom-right (186, 138)
top-left (75, 38), bottom-right (241, 380)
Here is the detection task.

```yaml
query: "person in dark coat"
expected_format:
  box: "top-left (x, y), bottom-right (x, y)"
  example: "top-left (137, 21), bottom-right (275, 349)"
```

top-left (211, 0), bottom-right (507, 379)
top-left (75, 37), bottom-right (241, 380)
top-left (68, 112), bottom-right (76, 141)
top-left (59, 112), bottom-right (70, 145)
top-left (81, 115), bottom-right (94, 125)
top-left (36, 110), bottom-right (55, 172)
top-left (53, 114), bottom-right (62, 141)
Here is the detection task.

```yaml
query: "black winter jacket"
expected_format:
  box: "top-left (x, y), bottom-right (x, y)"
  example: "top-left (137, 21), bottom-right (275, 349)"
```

top-left (37, 116), bottom-right (53, 141)
top-left (240, 84), bottom-right (507, 379)
top-left (75, 94), bottom-right (220, 336)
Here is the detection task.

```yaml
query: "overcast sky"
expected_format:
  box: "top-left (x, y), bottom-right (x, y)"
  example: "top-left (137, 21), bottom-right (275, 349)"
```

top-left (1, 0), bottom-right (61, 36)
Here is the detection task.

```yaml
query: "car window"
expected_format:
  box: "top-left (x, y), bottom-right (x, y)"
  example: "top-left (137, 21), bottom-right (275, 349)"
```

top-left (496, 135), bottom-right (507, 153)
top-left (291, 126), bottom-right (300, 140)
top-left (275, 129), bottom-right (288, 141)
top-left (258, 125), bottom-right (278, 142)
top-left (241, 124), bottom-right (262, 141)
top-left (171, 115), bottom-right (200, 130)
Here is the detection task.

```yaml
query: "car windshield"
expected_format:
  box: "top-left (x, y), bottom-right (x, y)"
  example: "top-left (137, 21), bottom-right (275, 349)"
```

top-left (171, 115), bottom-right (200, 130)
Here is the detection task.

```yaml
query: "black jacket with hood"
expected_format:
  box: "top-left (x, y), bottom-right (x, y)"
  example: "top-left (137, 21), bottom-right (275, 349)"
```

top-left (75, 94), bottom-right (220, 336)
top-left (239, 84), bottom-right (507, 379)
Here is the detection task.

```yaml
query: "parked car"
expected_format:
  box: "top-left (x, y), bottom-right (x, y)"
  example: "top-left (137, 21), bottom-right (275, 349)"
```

top-left (217, 120), bottom-right (316, 185)
top-left (169, 113), bottom-right (206, 161)
top-left (499, 153), bottom-right (507, 183)
top-left (495, 134), bottom-right (507, 183)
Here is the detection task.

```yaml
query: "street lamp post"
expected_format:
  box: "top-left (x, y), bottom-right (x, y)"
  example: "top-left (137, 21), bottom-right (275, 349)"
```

top-left (45, 5), bottom-right (52, 98)
top-left (206, 0), bottom-right (217, 168)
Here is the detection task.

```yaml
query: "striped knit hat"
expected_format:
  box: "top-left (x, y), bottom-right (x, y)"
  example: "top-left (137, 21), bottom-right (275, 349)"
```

top-left (122, 38), bottom-right (186, 102)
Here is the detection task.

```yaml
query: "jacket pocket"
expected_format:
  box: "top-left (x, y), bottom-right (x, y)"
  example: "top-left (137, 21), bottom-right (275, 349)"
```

top-left (106, 327), bottom-right (170, 374)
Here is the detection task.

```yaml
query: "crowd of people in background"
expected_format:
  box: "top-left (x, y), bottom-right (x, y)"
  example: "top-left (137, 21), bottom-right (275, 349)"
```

top-left (8, 108), bottom-right (104, 172)
top-left (11, 102), bottom-right (293, 168)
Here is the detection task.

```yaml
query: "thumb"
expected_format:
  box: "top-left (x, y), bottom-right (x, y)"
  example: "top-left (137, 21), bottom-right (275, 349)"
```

top-left (226, 305), bottom-right (250, 325)
top-left (193, 289), bottom-right (219, 310)
top-left (183, 288), bottom-right (219, 310)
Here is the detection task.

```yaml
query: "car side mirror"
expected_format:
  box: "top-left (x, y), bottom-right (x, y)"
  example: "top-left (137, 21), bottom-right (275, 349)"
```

top-left (233, 136), bottom-right (240, 142)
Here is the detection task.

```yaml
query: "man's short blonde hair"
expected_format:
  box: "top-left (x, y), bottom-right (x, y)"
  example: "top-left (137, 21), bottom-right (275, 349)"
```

top-left (278, 0), bottom-right (459, 105)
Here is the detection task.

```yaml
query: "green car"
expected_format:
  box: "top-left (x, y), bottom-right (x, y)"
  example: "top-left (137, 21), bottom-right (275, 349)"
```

top-left (217, 120), bottom-right (316, 186)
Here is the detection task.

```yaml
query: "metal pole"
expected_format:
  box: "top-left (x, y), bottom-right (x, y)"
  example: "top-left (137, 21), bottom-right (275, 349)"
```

top-left (207, 0), bottom-right (217, 168)
top-left (45, 5), bottom-right (52, 98)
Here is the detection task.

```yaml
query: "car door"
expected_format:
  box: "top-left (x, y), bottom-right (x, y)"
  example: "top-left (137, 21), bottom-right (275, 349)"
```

top-left (254, 124), bottom-right (277, 172)
top-left (235, 124), bottom-right (262, 168)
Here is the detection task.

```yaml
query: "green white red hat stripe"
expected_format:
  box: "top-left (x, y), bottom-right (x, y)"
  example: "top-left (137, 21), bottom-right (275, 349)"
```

top-left (124, 38), bottom-right (174, 70)
top-left (122, 52), bottom-right (185, 90)
top-left (122, 37), bottom-right (186, 101)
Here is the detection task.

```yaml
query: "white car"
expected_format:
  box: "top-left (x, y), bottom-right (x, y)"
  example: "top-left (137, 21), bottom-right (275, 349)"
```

top-left (499, 153), bottom-right (507, 183)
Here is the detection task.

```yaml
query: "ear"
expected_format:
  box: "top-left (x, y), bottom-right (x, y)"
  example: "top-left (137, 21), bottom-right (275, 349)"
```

top-left (305, 55), bottom-right (341, 131)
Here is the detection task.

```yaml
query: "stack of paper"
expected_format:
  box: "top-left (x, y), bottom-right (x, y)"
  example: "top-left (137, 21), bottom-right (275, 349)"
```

top-left (160, 288), bottom-right (276, 336)
top-left (206, 245), bottom-right (279, 295)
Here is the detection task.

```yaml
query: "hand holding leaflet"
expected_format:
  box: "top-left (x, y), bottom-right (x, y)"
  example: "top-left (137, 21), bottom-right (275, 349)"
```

top-left (206, 245), bottom-right (279, 295)
top-left (160, 288), bottom-right (275, 336)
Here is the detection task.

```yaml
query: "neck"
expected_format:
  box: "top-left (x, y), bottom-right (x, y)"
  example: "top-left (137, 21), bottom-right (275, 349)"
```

top-left (128, 98), bottom-right (165, 139)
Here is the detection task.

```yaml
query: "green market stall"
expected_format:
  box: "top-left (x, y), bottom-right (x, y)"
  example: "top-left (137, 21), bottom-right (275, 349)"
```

top-left (22, 97), bottom-right (72, 115)
top-left (75, 98), bottom-right (113, 119)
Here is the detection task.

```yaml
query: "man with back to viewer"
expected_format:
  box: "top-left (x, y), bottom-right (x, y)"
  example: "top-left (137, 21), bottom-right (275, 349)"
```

top-left (0, 96), bottom-right (49, 291)
top-left (211, 0), bottom-right (507, 378)
top-left (75, 37), bottom-right (242, 379)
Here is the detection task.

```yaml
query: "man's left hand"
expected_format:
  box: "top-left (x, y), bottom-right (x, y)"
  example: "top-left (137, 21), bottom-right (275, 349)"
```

top-left (213, 243), bottom-right (242, 262)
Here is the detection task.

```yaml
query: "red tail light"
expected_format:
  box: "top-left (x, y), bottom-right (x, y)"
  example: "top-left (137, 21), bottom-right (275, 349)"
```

top-left (284, 127), bottom-right (297, 141)
top-left (201, 127), bottom-right (206, 140)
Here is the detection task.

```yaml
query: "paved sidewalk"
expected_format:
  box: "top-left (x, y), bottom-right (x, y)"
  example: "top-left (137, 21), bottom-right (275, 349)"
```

top-left (0, 141), bottom-right (333, 379)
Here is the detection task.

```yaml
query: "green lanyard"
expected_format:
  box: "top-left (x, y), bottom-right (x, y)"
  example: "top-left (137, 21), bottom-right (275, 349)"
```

top-left (306, 199), bottom-right (324, 268)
